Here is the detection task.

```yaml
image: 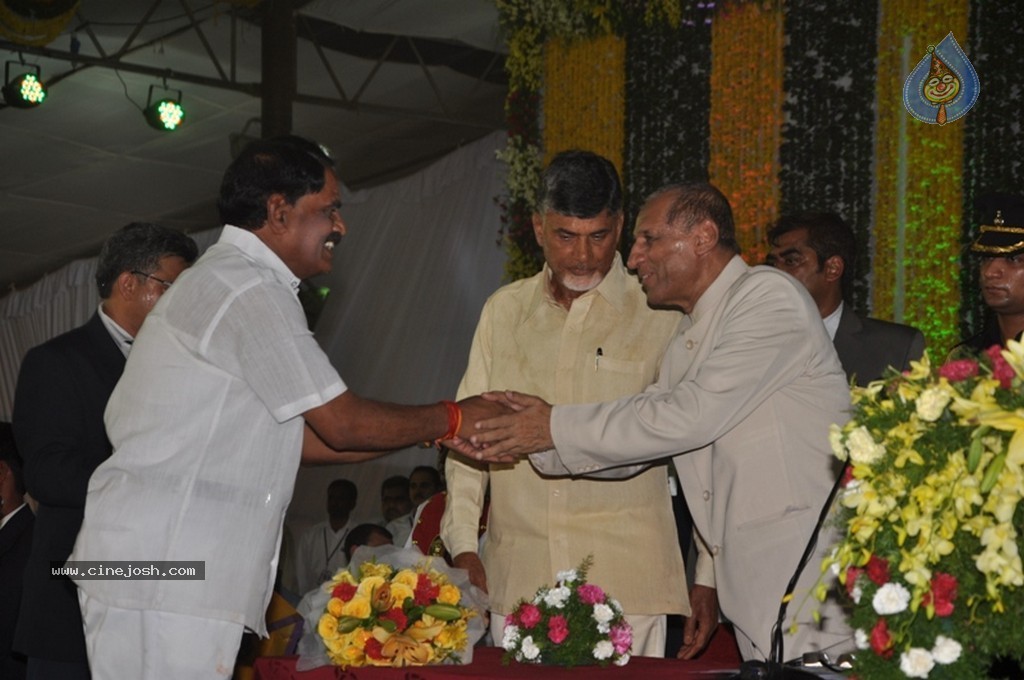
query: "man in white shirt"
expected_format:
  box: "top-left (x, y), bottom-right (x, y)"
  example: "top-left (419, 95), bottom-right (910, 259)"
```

top-left (294, 479), bottom-right (357, 596)
top-left (68, 136), bottom-right (504, 680)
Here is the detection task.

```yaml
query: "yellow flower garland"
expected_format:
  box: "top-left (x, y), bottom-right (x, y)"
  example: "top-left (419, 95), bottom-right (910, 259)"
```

top-left (873, 0), bottom-right (967, 351)
top-left (708, 2), bottom-right (784, 264)
top-left (543, 34), bottom-right (626, 178)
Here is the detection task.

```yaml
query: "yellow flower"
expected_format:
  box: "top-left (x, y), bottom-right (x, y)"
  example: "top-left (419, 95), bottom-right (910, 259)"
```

top-left (437, 584), bottom-right (461, 605)
top-left (371, 583), bottom-right (393, 613)
top-left (406, 615), bottom-right (445, 642)
top-left (392, 569), bottom-right (419, 589)
top-left (331, 630), bottom-right (371, 667)
top-left (903, 354), bottom-right (932, 381)
top-left (355, 575), bottom-right (386, 598)
top-left (318, 613), bottom-right (339, 641)
top-left (342, 595), bottom-right (372, 619)
top-left (390, 582), bottom-right (415, 605)
top-left (375, 629), bottom-right (435, 666)
top-left (435, 619), bottom-right (469, 651)
top-left (359, 562), bottom-right (394, 580)
top-left (326, 597), bottom-right (345, 618)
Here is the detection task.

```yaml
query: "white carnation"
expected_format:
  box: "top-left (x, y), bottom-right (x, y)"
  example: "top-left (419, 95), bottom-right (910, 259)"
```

top-left (931, 635), bottom-right (962, 665)
top-left (854, 629), bottom-right (869, 650)
top-left (829, 423), bottom-right (847, 459)
top-left (872, 582), bottom-right (911, 615)
top-left (614, 653), bottom-right (631, 666)
top-left (556, 568), bottom-right (578, 584)
top-left (847, 426), bottom-right (886, 465)
top-left (592, 603), bottom-right (614, 624)
top-left (851, 584), bottom-right (863, 604)
top-left (520, 635), bottom-right (540, 661)
top-left (899, 647), bottom-right (935, 678)
top-left (593, 640), bottom-right (614, 660)
top-left (501, 624), bottom-right (521, 650)
top-left (543, 585), bottom-right (570, 609)
top-left (915, 387), bottom-right (951, 422)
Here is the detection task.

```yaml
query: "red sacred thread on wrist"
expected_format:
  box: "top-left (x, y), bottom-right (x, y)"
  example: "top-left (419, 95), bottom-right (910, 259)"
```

top-left (436, 400), bottom-right (462, 444)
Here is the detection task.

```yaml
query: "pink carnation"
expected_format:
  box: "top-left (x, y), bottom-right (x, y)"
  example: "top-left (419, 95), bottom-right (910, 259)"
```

top-left (547, 615), bottom-right (569, 644)
top-left (610, 624), bottom-right (633, 655)
top-left (577, 583), bottom-right (605, 605)
top-left (518, 603), bottom-right (541, 628)
top-left (939, 358), bottom-right (978, 381)
top-left (985, 345), bottom-right (1015, 389)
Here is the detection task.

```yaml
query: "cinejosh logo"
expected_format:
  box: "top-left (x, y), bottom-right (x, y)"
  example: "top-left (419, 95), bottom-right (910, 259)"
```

top-left (903, 32), bottom-right (980, 125)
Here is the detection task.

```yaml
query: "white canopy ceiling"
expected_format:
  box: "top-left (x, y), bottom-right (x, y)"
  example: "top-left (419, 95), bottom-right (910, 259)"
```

top-left (0, 0), bottom-right (508, 295)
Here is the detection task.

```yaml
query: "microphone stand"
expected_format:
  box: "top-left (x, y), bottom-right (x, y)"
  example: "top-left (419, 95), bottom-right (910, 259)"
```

top-left (729, 461), bottom-right (850, 680)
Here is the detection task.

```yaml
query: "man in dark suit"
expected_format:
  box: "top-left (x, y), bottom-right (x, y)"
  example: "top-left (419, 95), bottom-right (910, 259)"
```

top-left (767, 211), bottom-right (925, 385)
top-left (1, 423), bottom-right (32, 680)
top-left (11, 223), bottom-right (197, 680)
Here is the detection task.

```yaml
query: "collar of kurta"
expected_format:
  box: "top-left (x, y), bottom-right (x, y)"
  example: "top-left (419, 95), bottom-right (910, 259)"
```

top-left (529, 253), bottom-right (634, 321)
top-left (219, 224), bottom-right (302, 294)
top-left (689, 255), bottom-right (749, 323)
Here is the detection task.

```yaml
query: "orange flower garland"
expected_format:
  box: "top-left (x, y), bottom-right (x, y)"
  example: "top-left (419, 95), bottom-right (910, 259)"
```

top-left (708, 1), bottom-right (784, 264)
top-left (543, 34), bottom-right (626, 177)
top-left (873, 0), bottom-right (967, 351)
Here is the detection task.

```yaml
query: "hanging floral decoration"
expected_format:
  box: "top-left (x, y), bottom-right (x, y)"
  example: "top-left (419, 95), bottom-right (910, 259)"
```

top-left (622, 11), bottom-right (712, 248)
top-left (959, 2), bottom-right (1024, 343)
top-left (543, 33), bottom-right (625, 177)
top-left (873, 0), bottom-right (967, 352)
top-left (708, 1), bottom-right (784, 264)
top-left (779, 2), bottom-right (878, 313)
top-left (495, 0), bottom-right (720, 280)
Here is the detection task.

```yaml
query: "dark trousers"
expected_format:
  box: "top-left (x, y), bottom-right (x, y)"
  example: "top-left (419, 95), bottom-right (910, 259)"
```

top-left (26, 657), bottom-right (91, 680)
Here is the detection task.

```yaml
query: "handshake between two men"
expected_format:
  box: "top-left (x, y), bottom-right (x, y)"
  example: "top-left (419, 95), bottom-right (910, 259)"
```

top-left (447, 391), bottom-right (552, 464)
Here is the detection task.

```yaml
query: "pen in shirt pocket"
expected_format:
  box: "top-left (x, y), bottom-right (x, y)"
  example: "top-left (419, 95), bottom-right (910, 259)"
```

top-left (595, 347), bottom-right (603, 371)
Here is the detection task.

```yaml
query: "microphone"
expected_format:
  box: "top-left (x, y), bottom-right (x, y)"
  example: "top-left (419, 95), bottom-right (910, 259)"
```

top-left (730, 461), bottom-right (850, 680)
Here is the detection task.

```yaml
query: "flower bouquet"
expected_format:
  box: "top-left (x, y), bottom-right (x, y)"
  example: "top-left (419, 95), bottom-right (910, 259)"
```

top-left (295, 544), bottom-right (485, 670)
top-left (822, 346), bottom-right (1024, 679)
top-left (501, 556), bottom-right (632, 667)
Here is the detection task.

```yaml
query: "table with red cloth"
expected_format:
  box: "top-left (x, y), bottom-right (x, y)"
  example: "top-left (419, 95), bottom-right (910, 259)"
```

top-left (253, 646), bottom-right (739, 679)
top-left (253, 625), bottom-right (742, 680)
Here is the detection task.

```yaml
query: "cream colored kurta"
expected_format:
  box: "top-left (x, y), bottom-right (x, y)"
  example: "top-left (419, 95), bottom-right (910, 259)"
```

top-left (532, 257), bottom-right (853, 661)
top-left (440, 256), bottom-right (690, 616)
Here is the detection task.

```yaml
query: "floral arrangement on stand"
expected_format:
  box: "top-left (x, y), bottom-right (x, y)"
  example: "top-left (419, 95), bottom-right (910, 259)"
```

top-left (296, 545), bottom-right (485, 670)
top-left (501, 556), bottom-right (632, 667)
top-left (822, 346), bottom-right (1024, 679)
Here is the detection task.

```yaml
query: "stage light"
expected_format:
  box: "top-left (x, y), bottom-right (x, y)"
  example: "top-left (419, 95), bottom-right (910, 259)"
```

top-left (3, 62), bottom-right (46, 108)
top-left (144, 83), bottom-right (186, 131)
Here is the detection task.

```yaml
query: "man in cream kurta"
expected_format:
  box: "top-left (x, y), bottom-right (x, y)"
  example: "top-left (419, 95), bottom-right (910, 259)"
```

top-left (441, 151), bottom-right (689, 657)
top-left (463, 182), bottom-right (854, 663)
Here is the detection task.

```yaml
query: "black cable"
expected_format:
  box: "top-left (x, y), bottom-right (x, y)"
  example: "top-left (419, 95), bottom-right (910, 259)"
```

top-left (732, 460), bottom-right (850, 680)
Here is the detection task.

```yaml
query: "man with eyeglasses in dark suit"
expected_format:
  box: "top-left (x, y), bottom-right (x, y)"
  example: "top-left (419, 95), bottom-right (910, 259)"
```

top-left (11, 223), bottom-right (197, 680)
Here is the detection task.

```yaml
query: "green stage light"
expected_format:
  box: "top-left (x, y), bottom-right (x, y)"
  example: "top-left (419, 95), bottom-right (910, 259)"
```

top-left (144, 84), bottom-right (185, 131)
top-left (3, 62), bottom-right (46, 108)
